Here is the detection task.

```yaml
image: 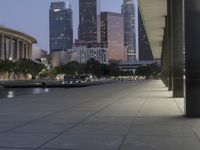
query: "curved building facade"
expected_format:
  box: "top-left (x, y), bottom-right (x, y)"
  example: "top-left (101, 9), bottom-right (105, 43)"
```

top-left (0, 26), bottom-right (37, 61)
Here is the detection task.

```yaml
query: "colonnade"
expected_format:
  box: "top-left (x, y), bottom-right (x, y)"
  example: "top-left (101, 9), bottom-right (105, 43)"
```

top-left (0, 33), bottom-right (32, 60)
top-left (161, 0), bottom-right (200, 117)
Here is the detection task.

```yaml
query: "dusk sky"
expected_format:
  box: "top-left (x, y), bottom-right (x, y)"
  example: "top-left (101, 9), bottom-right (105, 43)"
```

top-left (0, 0), bottom-right (138, 51)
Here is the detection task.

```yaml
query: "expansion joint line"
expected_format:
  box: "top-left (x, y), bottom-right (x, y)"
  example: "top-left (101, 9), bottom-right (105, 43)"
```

top-left (172, 98), bottom-right (184, 114)
top-left (117, 94), bottom-right (148, 150)
top-left (35, 84), bottom-right (136, 149)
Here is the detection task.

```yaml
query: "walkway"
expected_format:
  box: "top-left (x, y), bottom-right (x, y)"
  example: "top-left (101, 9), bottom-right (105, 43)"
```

top-left (0, 80), bottom-right (199, 150)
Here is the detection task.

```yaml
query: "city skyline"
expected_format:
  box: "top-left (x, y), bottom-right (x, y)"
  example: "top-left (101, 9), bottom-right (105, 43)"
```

top-left (0, 0), bottom-right (127, 51)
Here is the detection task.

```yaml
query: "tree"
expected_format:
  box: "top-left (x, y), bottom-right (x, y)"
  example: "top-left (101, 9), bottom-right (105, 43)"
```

top-left (100, 64), bottom-right (111, 77)
top-left (61, 61), bottom-right (83, 75)
top-left (0, 60), bottom-right (5, 78)
top-left (85, 58), bottom-right (101, 77)
top-left (13, 59), bottom-right (45, 79)
top-left (135, 63), bottom-right (160, 79)
top-left (1, 59), bottom-right (15, 79)
top-left (51, 67), bottom-right (62, 78)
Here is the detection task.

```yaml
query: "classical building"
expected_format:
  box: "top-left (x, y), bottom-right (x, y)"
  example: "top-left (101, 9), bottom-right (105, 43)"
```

top-left (49, 1), bottom-right (73, 52)
top-left (78, 0), bottom-right (100, 42)
top-left (100, 12), bottom-right (125, 62)
top-left (0, 26), bottom-right (37, 61)
top-left (122, 0), bottom-right (137, 61)
top-left (68, 47), bottom-right (107, 64)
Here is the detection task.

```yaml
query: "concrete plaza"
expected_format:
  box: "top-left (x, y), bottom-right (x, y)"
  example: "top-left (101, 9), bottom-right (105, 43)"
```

top-left (0, 80), bottom-right (199, 150)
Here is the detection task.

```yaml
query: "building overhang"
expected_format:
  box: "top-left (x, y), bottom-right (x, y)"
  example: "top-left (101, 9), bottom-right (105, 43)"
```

top-left (138, 0), bottom-right (167, 59)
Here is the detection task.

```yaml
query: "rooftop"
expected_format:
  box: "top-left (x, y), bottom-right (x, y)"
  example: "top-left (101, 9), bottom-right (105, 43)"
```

top-left (0, 25), bottom-right (37, 43)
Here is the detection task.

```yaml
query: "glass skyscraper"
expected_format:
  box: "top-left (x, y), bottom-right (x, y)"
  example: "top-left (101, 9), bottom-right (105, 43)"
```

top-left (122, 0), bottom-right (137, 61)
top-left (78, 0), bottom-right (100, 42)
top-left (49, 1), bottom-right (73, 52)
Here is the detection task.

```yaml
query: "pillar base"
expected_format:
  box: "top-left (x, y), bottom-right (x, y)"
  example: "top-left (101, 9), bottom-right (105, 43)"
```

top-left (186, 79), bottom-right (200, 117)
top-left (173, 78), bottom-right (183, 97)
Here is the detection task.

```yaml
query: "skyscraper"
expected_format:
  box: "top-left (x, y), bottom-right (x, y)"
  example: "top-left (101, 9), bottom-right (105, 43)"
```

top-left (122, 0), bottom-right (137, 61)
top-left (49, 1), bottom-right (73, 52)
top-left (79, 0), bottom-right (100, 42)
top-left (101, 12), bottom-right (125, 62)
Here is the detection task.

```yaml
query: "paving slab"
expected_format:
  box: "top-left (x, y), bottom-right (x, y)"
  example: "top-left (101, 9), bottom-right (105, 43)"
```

top-left (0, 132), bottom-right (56, 148)
top-left (42, 134), bottom-right (123, 150)
top-left (83, 116), bottom-right (134, 125)
top-left (128, 125), bottom-right (195, 137)
top-left (0, 122), bottom-right (23, 132)
top-left (120, 136), bottom-right (200, 150)
top-left (35, 111), bottom-right (92, 124)
top-left (10, 123), bottom-right (74, 134)
top-left (67, 123), bottom-right (130, 136)
top-left (0, 80), bottom-right (199, 150)
top-left (134, 117), bottom-right (189, 126)
top-left (0, 148), bottom-right (33, 150)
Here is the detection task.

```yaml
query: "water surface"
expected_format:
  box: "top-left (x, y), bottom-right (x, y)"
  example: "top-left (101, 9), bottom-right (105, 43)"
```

top-left (0, 87), bottom-right (50, 99)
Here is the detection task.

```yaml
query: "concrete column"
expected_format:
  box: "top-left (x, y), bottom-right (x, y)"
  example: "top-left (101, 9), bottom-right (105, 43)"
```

top-left (25, 42), bottom-right (28, 59)
top-left (20, 41), bottom-right (23, 59)
top-left (167, 0), bottom-right (173, 91)
top-left (185, 0), bottom-right (200, 117)
top-left (24, 42), bottom-right (27, 59)
top-left (161, 25), bottom-right (169, 87)
top-left (22, 41), bottom-right (25, 58)
top-left (1, 34), bottom-right (4, 60)
top-left (27, 42), bottom-right (30, 59)
top-left (28, 43), bottom-right (32, 60)
top-left (16, 39), bottom-right (20, 60)
top-left (171, 0), bottom-right (184, 97)
top-left (26, 42), bottom-right (29, 59)
top-left (9, 36), bottom-right (13, 60)
top-left (13, 38), bottom-right (18, 60)
top-left (27, 43), bottom-right (29, 59)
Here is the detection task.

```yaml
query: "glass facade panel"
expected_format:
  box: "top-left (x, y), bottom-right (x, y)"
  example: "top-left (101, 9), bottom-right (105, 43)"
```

top-left (79, 0), bottom-right (100, 42)
top-left (122, 0), bottom-right (137, 61)
top-left (101, 12), bottom-right (125, 61)
top-left (49, 1), bottom-right (73, 52)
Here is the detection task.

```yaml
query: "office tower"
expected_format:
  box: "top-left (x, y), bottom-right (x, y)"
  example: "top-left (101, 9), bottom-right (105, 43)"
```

top-left (79, 0), bottom-right (100, 42)
top-left (138, 9), bottom-right (153, 61)
top-left (122, 0), bottom-right (137, 61)
top-left (101, 12), bottom-right (125, 62)
top-left (49, 1), bottom-right (73, 52)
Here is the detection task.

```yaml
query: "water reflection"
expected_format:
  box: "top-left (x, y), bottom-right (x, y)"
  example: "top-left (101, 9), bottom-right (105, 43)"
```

top-left (0, 87), bottom-right (50, 99)
top-left (33, 88), bottom-right (42, 94)
top-left (7, 91), bottom-right (14, 98)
